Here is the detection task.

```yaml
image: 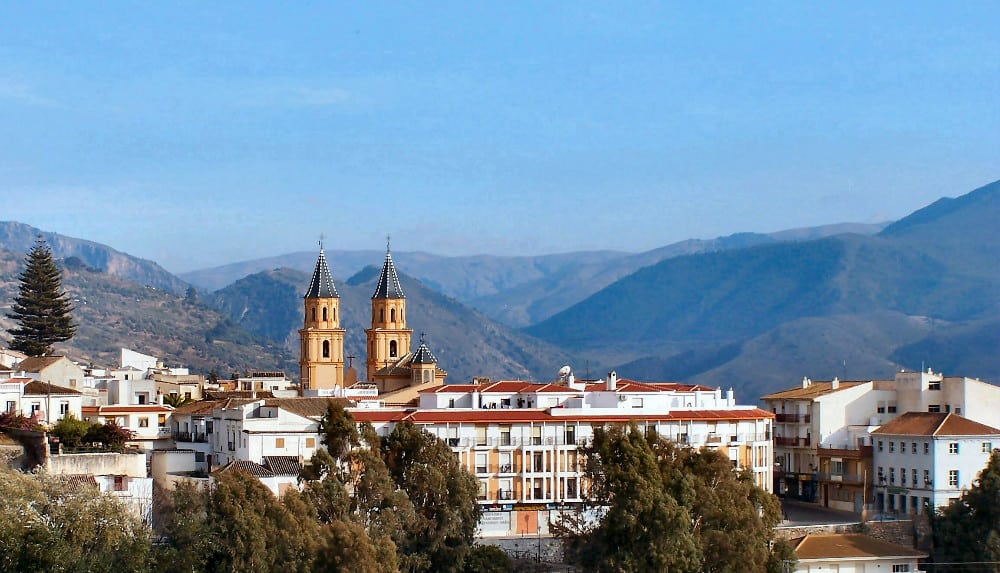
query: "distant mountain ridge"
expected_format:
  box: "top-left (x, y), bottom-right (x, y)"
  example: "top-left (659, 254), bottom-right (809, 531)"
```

top-left (0, 221), bottom-right (189, 295)
top-left (180, 221), bottom-right (887, 327)
top-left (526, 180), bottom-right (1000, 398)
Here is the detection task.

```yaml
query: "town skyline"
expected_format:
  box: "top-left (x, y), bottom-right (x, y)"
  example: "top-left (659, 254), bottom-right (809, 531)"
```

top-left (3, 3), bottom-right (998, 271)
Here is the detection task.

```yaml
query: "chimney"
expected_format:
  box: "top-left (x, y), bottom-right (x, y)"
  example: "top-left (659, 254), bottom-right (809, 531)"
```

top-left (726, 387), bottom-right (735, 405)
top-left (831, 377), bottom-right (840, 390)
top-left (607, 371), bottom-right (617, 391)
top-left (802, 376), bottom-right (811, 389)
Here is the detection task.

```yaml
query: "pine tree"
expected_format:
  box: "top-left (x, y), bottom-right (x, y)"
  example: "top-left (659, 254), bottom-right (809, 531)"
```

top-left (6, 238), bottom-right (77, 356)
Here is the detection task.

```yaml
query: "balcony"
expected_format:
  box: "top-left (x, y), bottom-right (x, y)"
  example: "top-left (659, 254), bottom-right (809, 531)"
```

top-left (815, 472), bottom-right (865, 484)
top-left (775, 413), bottom-right (811, 423)
top-left (817, 444), bottom-right (873, 458)
top-left (175, 432), bottom-right (208, 443)
top-left (775, 436), bottom-right (811, 447)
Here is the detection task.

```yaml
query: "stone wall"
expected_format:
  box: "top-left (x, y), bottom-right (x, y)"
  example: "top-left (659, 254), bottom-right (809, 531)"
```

top-left (775, 519), bottom-right (921, 549)
top-left (479, 536), bottom-right (565, 564)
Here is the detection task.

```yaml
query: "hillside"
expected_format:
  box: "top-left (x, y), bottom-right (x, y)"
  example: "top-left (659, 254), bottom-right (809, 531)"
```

top-left (207, 264), bottom-right (577, 384)
top-left (182, 223), bottom-right (885, 327)
top-left (0, 248), bottom-right (290, 375)
top-left (527, 180), bottom-right (1000, 397)
top-left (0, 221), bottom-right (189, 295)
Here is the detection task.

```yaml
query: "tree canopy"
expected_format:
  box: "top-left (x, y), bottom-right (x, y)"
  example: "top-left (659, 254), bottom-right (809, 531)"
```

top-left (932, 450), bottom-right (1000, 571)
top-left (7, 238), bottom-right (77, 356)
top-left (556, 424), bottom-right (784, 573)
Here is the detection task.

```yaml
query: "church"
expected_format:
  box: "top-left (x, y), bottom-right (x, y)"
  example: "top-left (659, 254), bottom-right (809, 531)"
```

top-left (298, 243), bottom-right (447, 398)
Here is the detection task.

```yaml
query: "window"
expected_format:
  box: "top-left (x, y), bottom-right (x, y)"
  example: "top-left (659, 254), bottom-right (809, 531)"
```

top-left (948, 470), bottom-right (959, 487)
top-left (500, 425), bottom-right (511, 446)
top-left (911, 442), bottom-right (917, 454)
top-left (423, 370), bottom-right (431, 382)
top-left (877, 466), bottom-right (884, 480)
top-left (877, 406), bottom-right (885, 414)
top-left (306, 438), bottom-right (315, 448)
top-left (631, 397), bottom-right (643, 408)
top-left (983, 442), bottom-right (993, 453)
top-left (322, 340), bottom-right (330, 358)
top-left (380, 309), bottom-right (384, 322)
top-left (900, 468), bottom-right (907, 485)
top-left (477, 480), bottom-right (487, 500)
top-left (158, 414), bottom-right (166, 427)
top-left (566, 478), bottom-right (578, 498)
top-left (138, 417), bottom-right (149, 428)
top-left (565, 425), bottom-right (576, 445)
top-left (113, 475), bottom-right (127, 492)
top-left (890, 468), bottom-right (896, 484)
top-left (878, 440), bottom-right (884, 452)
top-left (311, 308), bottom-right (316, 321)
top-left (276, 438), bottom-right (285, 449)
top-left (929, 381), bottom-right (941, 391)
top-left (889, 441), bottom-right (895, 453)
top-left (923, 469), bottom-right (930, 486)
top-left (59, 402), bottom-right (69, 415)
top-left (31, 403), bottom-right (40, 414)
top-left (924, 442), bottom-right (929, 455)
top-left (887, 404), bottom-right (897, 413)
top-left (948, 443), bottom-right (959, 455)
top-left (499, 452), bottom-right (512, 473)
top-left (389, 340), bottom-right (397, 358)
top-left (475, 426), bottom-right (487, 446)
top-left (475, 453), bottom-right (488, 473)
top-left (912, 468), bottom-right (917, 486)
top-left (322, 307), bottom-right (327, 321)
top-left (893, 564), bottom-right (911, 572)
top-left (447, 398), bottom-right (455, 408)
top-left (532, 426), bottom-right (542, 445)
top-left (832, 460), bottom-right (844, 475)
top-left (533, 452), bottom-right (544, 472)
top-left (928, 405), bottom-right (941, 413)
top-left (390, 308), bottom-right (396, 322)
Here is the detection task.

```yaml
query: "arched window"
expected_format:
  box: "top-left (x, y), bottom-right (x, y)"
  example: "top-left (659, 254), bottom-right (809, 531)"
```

top-left (390, 308), bottom-right (396, 322)
top-left (380, 309), bottom-right (385, 322)
top-left (311, 308), bottom-right (316, 321)
top-left (332, 308), bottom-right (336, 320)
top-left (322, 340), bottom-right (330, 358)
top-left (423, 370), bottom-right (431, 383)
top-left (389, 340), bottom-right (398, 358)
top-left (322, 307), bottom-right (328, 321)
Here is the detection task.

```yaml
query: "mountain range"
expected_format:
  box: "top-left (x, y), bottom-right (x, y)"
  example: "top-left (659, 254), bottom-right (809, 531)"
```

top-left (1, 180), bottom-right (996, 400)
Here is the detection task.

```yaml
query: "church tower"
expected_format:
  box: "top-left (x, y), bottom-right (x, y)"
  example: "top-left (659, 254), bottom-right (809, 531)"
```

top-left (299, 245), bottom-right (346, 393)
top-left (365, 243), bottom-right (412, 382)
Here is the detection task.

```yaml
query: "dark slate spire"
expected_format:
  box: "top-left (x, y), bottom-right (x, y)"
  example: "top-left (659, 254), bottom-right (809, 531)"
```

top-left (372, 239), bottom-right (405, 299)
top-left (412, 335), bottom-right (437, 364)
top-left (305, 247), bottom-right (339, 298)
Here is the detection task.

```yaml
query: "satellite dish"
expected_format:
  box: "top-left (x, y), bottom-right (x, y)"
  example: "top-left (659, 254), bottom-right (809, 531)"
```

top-left (558, 365), bottom-right (572, 379)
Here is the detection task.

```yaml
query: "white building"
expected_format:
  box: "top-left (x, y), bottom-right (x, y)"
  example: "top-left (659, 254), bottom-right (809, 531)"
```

top-left (82, 404), bottom-right (174, 450)
top-left (871, 411), bottom-right (1000, 515)
top-left (791, 533), bottom-right (926, 573)
top-left (0, 378), bottom-right (84, 425)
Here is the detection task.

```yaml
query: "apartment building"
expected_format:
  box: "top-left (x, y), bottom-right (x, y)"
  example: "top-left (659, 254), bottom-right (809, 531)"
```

top-left (871, 412), bottom-right (1000, 515)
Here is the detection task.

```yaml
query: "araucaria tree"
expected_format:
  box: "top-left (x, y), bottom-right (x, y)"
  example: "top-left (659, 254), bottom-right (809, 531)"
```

top-left (7, 238), bottom-right (77, 356)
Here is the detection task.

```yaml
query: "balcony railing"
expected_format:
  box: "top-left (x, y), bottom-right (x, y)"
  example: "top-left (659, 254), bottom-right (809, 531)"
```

top-left (815, 472), bottom-right (865, 484)
top-left (775, 414), bottom-right (811, 423)
top-left (775, 437), bottom-right (811, 447)
top-left (175, 432), bottom-right (209, 443)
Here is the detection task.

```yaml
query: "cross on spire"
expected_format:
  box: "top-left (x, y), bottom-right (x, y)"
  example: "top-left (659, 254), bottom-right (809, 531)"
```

top-left (319, 233), bottom-right (325, 250)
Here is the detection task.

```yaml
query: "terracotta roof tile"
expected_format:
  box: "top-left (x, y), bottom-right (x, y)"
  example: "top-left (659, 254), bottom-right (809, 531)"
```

top-left (22, 381), bottom-right (81, 395)
top-left (216, 460), bottom-right (274, 478)
top-left (172, 400), bottom-right (225, 415)
top-left (349, 409), bottom-right (413, 423)
top-left (872, 412), bottom-right (1000, 437)
top-left (794, 534), bottom-right (927, 559)
top-left (761, 380), bottom-right (869, 400)
top-left (407, 407), bottom-right (773, 424)
top-left (262, 456), bottom-right (302, 476)
top-left (264, 397), bottom-right (351, 419)
top-left (15, 356), bottom-right (69, 372)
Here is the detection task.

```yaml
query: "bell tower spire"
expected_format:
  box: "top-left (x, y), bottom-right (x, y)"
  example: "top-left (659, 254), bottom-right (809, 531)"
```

top-left (299, 242), bottom-right (346, 393)
top-left (366, 239), bottom-right (412, 382)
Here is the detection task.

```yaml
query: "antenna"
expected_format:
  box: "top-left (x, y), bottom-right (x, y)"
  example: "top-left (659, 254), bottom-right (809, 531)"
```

top-left (318, 233), bottom-right (325, 250)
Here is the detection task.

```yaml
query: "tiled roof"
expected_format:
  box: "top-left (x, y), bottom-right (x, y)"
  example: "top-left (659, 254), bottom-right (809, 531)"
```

top-left (204, 390), bottom-right (275, 400)
top-left (427, 384), bottom-right (482, 393)
top-left (761, 380), bottom-right (869, 400)
top-left (350, 409), bottom-right (414, 423)
top-left (411, 342), bottom-right (437, 364)
top-left (264, 397), bottom-right (350, 419)
top-left (16, 356), bottom-right (70, 373)
top-left (216, 460), bottom-right (274, 478)
top-left (372, 248), bottom-right (405, 299)
top-left (172, 400), bottom-right (225, 415)
top-left (872, 412), bottom-right (1000, 437)
top-left (22, 381), bottom-right (81, 395)
top-left (60, 474), bottom-right (99, 490)
top-left (262, 456), bottom-right (302, 476)
top-left (305, 248), bottom-right (340, 298)
top-left (793, 534), bottom-right (927, 560)
top-left (83, 404), bottom-right (172, 414)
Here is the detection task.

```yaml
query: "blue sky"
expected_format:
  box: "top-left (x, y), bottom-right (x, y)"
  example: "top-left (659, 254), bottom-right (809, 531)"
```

top-left (2, 2), bottom-right (997, 272)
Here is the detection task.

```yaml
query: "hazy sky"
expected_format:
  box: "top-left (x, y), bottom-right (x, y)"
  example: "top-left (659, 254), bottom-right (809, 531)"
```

top-left (2, 3), bottom-right (997, 272)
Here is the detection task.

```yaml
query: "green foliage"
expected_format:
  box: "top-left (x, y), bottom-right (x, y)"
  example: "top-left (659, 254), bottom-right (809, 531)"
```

top-left (557, 424), bottom-right (783, 573)
top-left (463, 545), bottom-right (512, 573)
top-left (319, 401), bottom-right (359, 461)
top-left (7, 238), bottom-right (77, 356)
top-left (50, 412), bottom-right (91, 447)
top-left (0, 412), bottom-right (43, 431)
top-left (161, 393), bottom-right (193, 408)
top-left (931, 450), bottom-right (1000, 571)
top-left (0, 464), bottom-right (151, 573)
top-left (83, 421), bottom-right (136, 450)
